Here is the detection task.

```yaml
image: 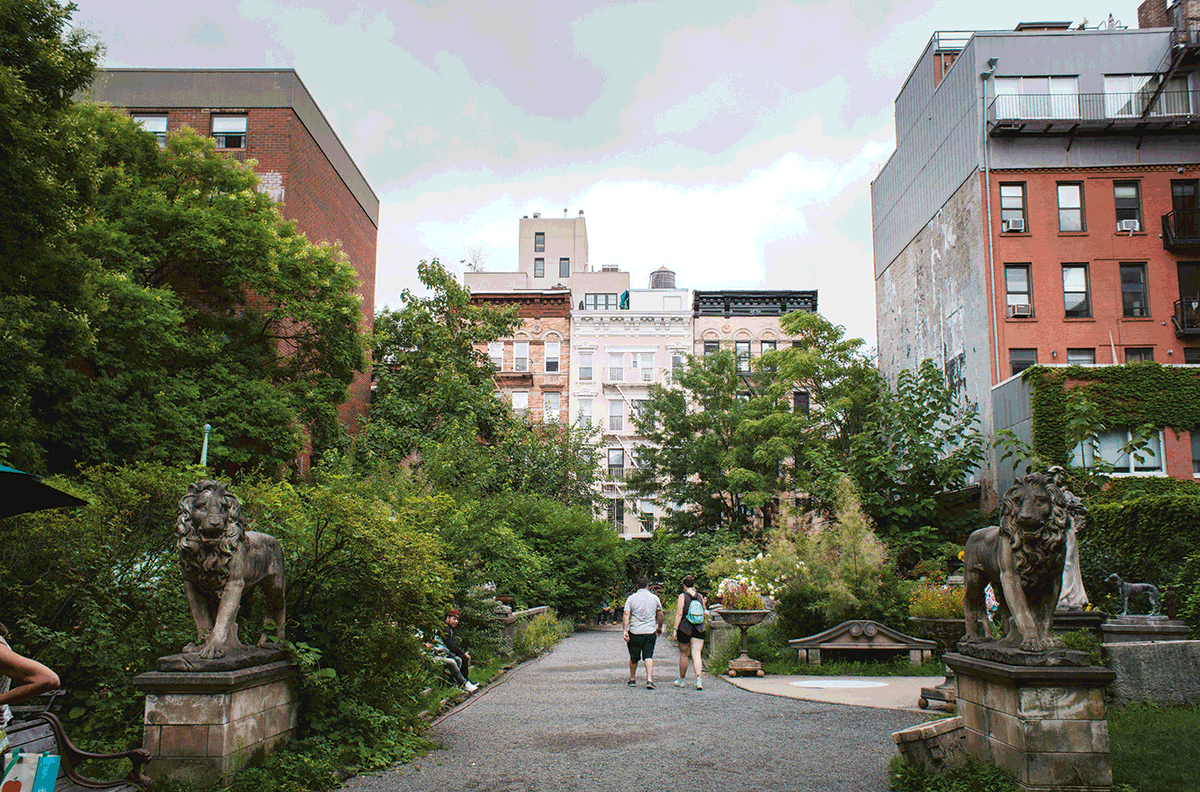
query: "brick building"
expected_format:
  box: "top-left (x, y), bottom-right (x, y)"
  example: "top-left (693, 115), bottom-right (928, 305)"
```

top-left (86, 69), bottom-right (379, 447)
top-left (872, 6), bottom-right (1200, 498)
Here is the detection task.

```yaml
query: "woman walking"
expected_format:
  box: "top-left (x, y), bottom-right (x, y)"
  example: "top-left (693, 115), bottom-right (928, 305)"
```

top-left (672, 575), bottom-right (706, 690)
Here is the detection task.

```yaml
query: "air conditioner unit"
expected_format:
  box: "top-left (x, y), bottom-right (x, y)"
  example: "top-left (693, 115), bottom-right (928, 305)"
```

top-left (1118, 218), bottom-right (1140, 232)
top-left (1002, 218), bottom-right (1025, 232)
top-left (1008, 303), bottom-right (1033, 318)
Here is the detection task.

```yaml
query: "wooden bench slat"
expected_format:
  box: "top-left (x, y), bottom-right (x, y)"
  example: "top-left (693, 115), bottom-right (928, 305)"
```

top-left (3, 718), bottom-right (146, 792)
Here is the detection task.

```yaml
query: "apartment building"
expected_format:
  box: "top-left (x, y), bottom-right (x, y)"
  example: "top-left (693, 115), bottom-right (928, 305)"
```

top-left (474, 289), bottom-right (571, 422)
top-left (872, 4), bottom-right (1200, 497)
top-left (86, 69), bottom-right (379, 451)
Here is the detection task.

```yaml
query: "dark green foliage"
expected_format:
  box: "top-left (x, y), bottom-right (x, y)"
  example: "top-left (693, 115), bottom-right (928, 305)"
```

top-left (1109, 704), bottom-right (1200, 792)
top-left (774, 564), bottom-right (912, 642)
top-left (889, 756), bottom-right (1020, 792)
top-left (652, 530), bottom-right (737, 596)
top-left (1171, 551), bottom-right (1200, 634)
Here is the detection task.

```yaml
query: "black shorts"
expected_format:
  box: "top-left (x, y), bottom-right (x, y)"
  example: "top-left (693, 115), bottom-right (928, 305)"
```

top-left (677, 627), bottom-right (705, 644)
top-left (627, 632), bottom-right (657, 661)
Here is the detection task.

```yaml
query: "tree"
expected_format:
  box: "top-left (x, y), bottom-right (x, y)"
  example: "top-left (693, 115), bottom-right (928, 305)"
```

top-left (461, 245), bottom-right (488, 273)
top-left (31, 112), bottom-right (367, 474)
top-left (848, 359), bottom-right (984, 557)
top-left (358, 259), bottom-right (520, 466)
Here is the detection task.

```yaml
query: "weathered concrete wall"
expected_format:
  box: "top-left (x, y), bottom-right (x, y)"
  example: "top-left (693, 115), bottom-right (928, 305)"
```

top-left (1106, 640), bottom-right (1200, 705)
top-left (875, 172), bottom-right (995, 499)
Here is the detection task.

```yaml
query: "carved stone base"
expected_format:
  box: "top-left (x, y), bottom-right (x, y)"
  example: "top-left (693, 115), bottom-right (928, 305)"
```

top-left (727, 655), bottom-right (764, 676)
top-left (945, 653), bottom-right (1115, 791)
top-left (157, 646), bottom-right (289, 672)
top-left (1053, 609), bottom-right (1106, 641)
top-left (956, 640), bottom-right (1090, 667)
top-left (133, 660), bottom-right (298, 788)
top-left (1101, 616), bottom-right (1190, 644)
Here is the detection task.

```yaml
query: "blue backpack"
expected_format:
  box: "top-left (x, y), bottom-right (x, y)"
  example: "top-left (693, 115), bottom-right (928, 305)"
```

top-left (685, 594), bottom-right (705, 625)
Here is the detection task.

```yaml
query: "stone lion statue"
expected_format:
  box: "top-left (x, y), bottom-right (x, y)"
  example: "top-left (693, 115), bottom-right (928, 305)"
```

top-left (176, 480), bottom-right (286, 659)
top-left (962, 471), bottom-right (1070, 654)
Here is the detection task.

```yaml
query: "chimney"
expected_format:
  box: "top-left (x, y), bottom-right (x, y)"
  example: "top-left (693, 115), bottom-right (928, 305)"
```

top-left (1138, 0), bottom-right (1170, 28)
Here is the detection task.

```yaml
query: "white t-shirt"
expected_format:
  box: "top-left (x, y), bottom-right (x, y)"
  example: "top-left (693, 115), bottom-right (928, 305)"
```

top-left (624, 588), bottom-right (662, 635)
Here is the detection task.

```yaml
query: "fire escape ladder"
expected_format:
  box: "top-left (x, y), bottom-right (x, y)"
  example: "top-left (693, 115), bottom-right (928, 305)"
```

top-left (1140, 31), bottom-right (1186, 119)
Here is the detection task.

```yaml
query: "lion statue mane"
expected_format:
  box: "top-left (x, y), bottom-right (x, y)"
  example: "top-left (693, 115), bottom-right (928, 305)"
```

top-left (176, 480), bottom-right (286, 660)
top-left (962, 470), bottom-right (1071, 654)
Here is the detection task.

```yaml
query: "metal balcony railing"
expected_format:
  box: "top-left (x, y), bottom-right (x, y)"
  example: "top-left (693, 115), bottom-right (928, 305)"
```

top-left (1163, 210), bottom-right (1200, 249)
top-left (607, 466), bottom-right (625, 480)
top-left (988, 91), bottom-right (1197, 133)
top-left (1173, 298), bottom-right (1200, 337)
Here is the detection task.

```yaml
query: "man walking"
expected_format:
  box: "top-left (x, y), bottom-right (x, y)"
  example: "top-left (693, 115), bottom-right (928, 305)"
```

top-left (622, 577), bottom-right (664, 689)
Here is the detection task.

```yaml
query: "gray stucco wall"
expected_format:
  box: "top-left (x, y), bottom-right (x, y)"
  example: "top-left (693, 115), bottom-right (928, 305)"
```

top-left (875, 172), bottom-right (994, 496)
top-left (990, 372), bottom-right (1035, 497)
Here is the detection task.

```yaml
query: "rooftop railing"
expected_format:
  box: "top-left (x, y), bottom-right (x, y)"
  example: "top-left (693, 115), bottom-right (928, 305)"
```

top-left (988, 90), bottom-right (1197, 132)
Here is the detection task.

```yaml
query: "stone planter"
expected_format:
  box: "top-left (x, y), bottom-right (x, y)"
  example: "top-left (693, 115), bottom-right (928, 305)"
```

top-left (717, 608), bottom-right (771, 677)
top-left (909, 617), bottom-right (967, 710)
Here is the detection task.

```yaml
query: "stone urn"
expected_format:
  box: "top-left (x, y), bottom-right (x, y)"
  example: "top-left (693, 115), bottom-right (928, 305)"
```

top-left (908, 617), bottom-right (966, 710)
top-left (718, 609), bottom-right (771, 677)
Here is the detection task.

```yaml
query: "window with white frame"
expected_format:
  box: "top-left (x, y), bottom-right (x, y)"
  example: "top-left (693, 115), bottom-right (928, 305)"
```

top-left (1066, 348), bottom-right (1095, 365)
top-left (634, 352), bottom-right (654, 381)
top-left (760, 340), bottom-right (777, 372)
top-left (514, 342), bottom-right (529, 372)
top-left (1105, 74), bottom-right (1190, 117)
top-left (543, 391), bottom-right (560, 422)
top-left (578, 352), bottom-right (593, 381)
top-left (607, 448), bottom-right (624, 479)
top-left (608, 399), bottom-right (623, 431)
top-left (994, 76), bottom-right (1079, 119)
top-left (576, 398), bottom-right (592, 427)
top-left (488, 342), bottom-right (504, 369)
top-left (608, 352), bottom-right (624, 381)
top-left (671, 352), bottom-right (685, 377)
top-left (133, 115), bottom-right (168, 146)
top-left (1057, 182), bottom-right (1085, 231)
top-left (544, 341), bottom-right (560, 373)
top-left (511, 391), bottom-right (529, 415)
top-left (585, 293), bottom-right (619, 310)
top-left (212, 115), bottom-right (247, 148)
top-left (1071, 428), bottom-right (1164, 474)
top-left (1114, 181), bottom-right (1143, 231)
top-left (735, 341), bottom-right (751, 372)
top-left (638, 501), bottom-right (654, 533)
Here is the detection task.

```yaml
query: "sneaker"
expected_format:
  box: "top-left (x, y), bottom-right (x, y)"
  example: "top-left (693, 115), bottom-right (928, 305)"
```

top-left (646, 681), bottom-right (656, 690)
top-left (464, 682), bottom-right (478, 692)
top-left (673, 678), bottom-right (686, 688)
top-left (695, 679), bottom-right (703, 690)
top-left (627, 678), bottom-right (636, 687)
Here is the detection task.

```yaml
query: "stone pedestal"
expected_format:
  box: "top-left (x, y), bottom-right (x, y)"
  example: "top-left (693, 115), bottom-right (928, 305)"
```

top-left (945, 652), bottom-right (1115, 791)
top-left (1052, 609), bottom-right (1106, 641)
top-left (1101, 615), bottom-right (1189, 644)
top-left (1105, 640), bottom-right (1200, 705)
top-left (133, 660), bottom-right (298, 788)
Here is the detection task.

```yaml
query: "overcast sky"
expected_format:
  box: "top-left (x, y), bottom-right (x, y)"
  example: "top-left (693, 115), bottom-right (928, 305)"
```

top-left (77, 0), bottom-right (1138, 348)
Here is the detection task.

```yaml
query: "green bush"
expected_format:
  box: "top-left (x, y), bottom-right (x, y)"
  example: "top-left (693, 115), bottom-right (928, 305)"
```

top-left (1173, 551), bottom-right (1200, 635)
top-left (512, 610), bottom-right (572, 658)
top-left (889, 756), bottom-right (1019, 792)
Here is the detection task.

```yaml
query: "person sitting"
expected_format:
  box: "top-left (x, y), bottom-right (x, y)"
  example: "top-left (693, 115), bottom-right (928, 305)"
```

top-left (0, 622), bottom-right (60, 725)
top-left (421, 631), bottom-right (477, 693)
top-left (441, 609), bottom-right (474, 688)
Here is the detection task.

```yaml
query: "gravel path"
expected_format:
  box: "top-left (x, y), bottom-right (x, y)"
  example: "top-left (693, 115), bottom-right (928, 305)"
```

top-left (343, 627), bottom-right (922, 792)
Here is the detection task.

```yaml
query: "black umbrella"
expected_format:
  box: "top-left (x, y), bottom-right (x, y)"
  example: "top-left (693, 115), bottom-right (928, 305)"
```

top-left (0, 465), bottom-right (89, 519)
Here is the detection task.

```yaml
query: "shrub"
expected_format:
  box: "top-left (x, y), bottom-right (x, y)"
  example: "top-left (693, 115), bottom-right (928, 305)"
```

top-left (889, 756), bottom-right (1019, 792)
top-left (909, 583), bottom-right (964, 619)
top-left (717, 579), bottom-right (764, 609)
top-left (512, 610), bottom-right (572, 658)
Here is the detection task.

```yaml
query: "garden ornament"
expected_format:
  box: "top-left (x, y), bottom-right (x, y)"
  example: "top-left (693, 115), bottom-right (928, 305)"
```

top-left (1104, 573), bottom-right (1161, 617)
top-left (1053, 468), bottom-right (1090, 611)
top-left (962, 470), bottom-right (1071, 658)
top-left (176, 480), bottom-right (286, 659)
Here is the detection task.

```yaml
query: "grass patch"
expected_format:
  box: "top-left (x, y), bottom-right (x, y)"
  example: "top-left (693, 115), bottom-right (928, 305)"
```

top-left (1109, 703), bottom-right (1200, 792)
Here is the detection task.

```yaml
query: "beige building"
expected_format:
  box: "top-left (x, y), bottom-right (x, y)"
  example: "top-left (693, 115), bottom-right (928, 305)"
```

top-left (692, 291), bottom-right (819, 390)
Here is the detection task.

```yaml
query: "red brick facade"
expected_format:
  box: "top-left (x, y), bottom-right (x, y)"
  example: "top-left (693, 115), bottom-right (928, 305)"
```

top-left (470, 292), bottom-right (571, 423)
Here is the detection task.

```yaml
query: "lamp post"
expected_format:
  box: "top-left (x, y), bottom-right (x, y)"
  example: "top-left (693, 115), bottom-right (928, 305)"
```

top-left (200, 424), bottom-right (211, 467)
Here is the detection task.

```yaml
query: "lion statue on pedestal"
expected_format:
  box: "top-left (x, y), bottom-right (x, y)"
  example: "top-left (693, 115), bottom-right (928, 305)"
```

top-left (962, 470), bottom-right (1070, 655)
top-left (176, 480), bottom-right (286, 660)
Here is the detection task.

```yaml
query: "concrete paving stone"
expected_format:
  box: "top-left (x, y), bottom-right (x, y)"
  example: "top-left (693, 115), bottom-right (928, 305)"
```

top-left (341, 626), bottom-right (926, 792)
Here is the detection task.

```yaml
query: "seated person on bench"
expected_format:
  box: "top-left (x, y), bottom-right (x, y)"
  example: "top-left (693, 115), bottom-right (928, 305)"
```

top-left (420, 631), bottom-right (477, 693)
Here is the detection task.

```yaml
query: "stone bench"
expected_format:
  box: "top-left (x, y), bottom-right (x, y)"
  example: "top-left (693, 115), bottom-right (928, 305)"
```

top-left (5, 712), bottom-right (151, 790)
top-left (788, 620), bottom-right (936, 665)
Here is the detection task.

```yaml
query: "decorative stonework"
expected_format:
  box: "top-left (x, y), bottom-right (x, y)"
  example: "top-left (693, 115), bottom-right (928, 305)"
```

top-left (789, 620), bottom-right (935, 665)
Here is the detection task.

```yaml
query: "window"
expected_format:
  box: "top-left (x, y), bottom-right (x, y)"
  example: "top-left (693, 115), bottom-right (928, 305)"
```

top-left (1005, 264), bottom-right (1032, 315)
top-left (1072, 428), bottom-right (1164, 474)
top-left (607, 498), bottom-right (624, 527)
top-left (559, 258), bottom-right (570, 278)
top-left (1057, 183), bottom-right (1085, 231)
top-left (761, 340), bottom-right (777, 372)
top-left (1067, 348), bottom-right (1095, 365)
top-left (578, 352), bottom-right (593, 381)
top-left (511, 391), bottom-right (528, 415)
top-left (1000, 183), bottom-right (1027, 232)
top-left (994, 76), bottom-right (1079, 119)
top-left (703, 340), bottom-right (719, 356)
top-left (543, 391), bottom-right (560, 422)
top-left (632, 399), bottom-right (649, 420)
top-left (671, 353), bottom-right (685, 377)
top-left (793, 390), bottom-right (810, 414)
top-left (576, 398), bottom-right (592, 427)
top-left (1187, 348), bottom-right (1200, 364)
top-left (1192, 431), bottom-right (1200, 474)
top-left (513, 342), bottom-right (529, 372)
top-left (1120, 264), bottom-right (1148, 317)
top-left (1010, 348), bottom-right (1037, 376)
top-left (544, 341), bottom-right (560, 373)
top-left (735, 341), bottom-right (751, 372)
top-left (133, 115), bottom-right (168, 146)
top-left (608, 400), bottom-right (623, 431)
top-left (534, 258), bottom-right (544, 278)
top-left (488, 342), bottom-right (503, 369)
top-left (585, 293), bottom-right (619, 310)
top-left (1062, 264), bottom-right (1091, 318)
top-left (638, 501), bottom-right (654, 533)
top-left (633, 352), bottom-right (654, 381)
top-left (607, 448), bottom-right (624, 479)
top-left (1114, 181), bottom-right (1142, 231)
top-left (1105, 74), bottom-right (1190, 117)
top-left (608, 352), bottom-right (624, 381)
top-left (1125, 347), bottom-right (1154, 363)
top-left (534, 232), bottom-right (545, 252)
top-left (212, 115), bottom-right (247, 148)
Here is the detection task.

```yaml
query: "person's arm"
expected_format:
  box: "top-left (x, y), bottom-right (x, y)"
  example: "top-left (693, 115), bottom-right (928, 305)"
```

top-left (622, 604), bottom-right (631, 641)
top-left (0, 643), bottom-right (59, 707)
top-left (656, 603), bottom-right (665, 634)
top-left (673, 593), bottom-right (684, 633)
